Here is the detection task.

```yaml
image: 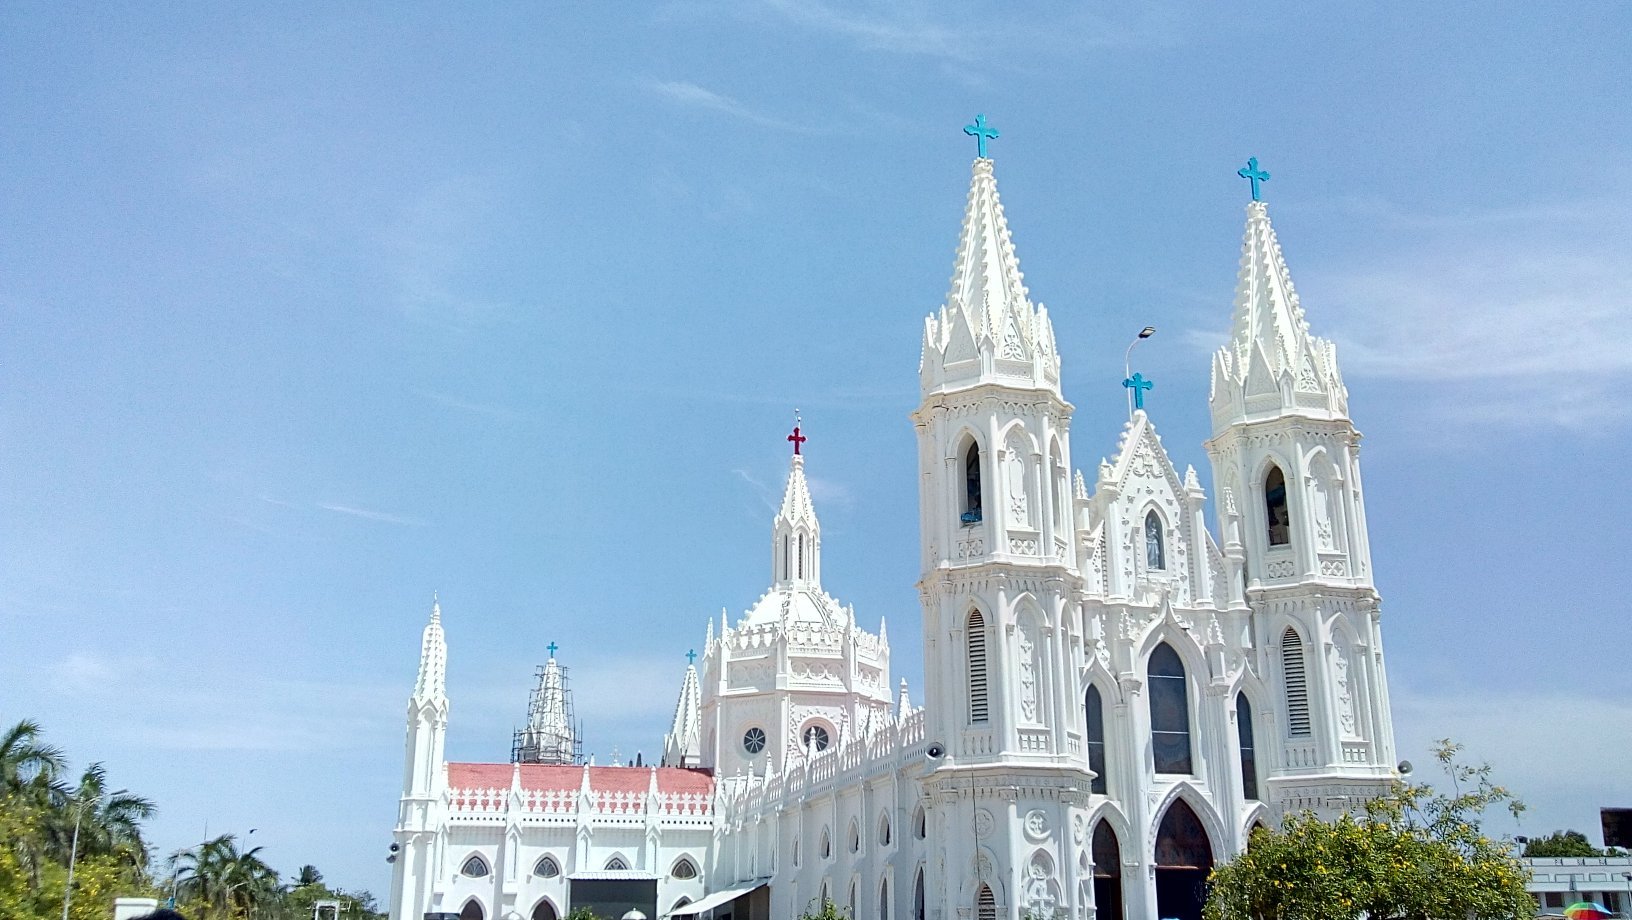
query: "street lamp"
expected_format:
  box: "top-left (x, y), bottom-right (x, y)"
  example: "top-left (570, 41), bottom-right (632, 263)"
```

top-left (60, 800), bottom-right (85, 920)
top-left (1124, 326), bottom-right (1156, 417)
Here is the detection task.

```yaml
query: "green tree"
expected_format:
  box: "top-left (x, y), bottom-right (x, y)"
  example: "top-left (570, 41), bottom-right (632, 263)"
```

top-left (175, 834), bottom-right (282, 920)
top-left (797, 898), bottom-right (849, 920)
top-left (51, 762), bottom-right (157, 871)
top-left (295, 865), bottom-right (324, 888)
top-left (1204, 740), bottom-right (1535, 920)
top-left (0, 720), bottom-right (64, 790)
top-left (1522, 830), bottom-right (1601, 858)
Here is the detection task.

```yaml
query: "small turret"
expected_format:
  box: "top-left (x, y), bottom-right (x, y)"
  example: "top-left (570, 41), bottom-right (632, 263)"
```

top-left (662, 663), bottom-right (702, 768)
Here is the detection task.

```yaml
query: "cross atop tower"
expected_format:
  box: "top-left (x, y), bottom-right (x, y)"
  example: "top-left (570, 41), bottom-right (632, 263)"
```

top-left (1123, 372), bottom-right (1154, 410)
top-left (1238, 156), bottom-right (1270, 201)
top-left (787, 411), bottom-right (807, 456)
top-left (685, 649), bottom-right (697, 665)
top-left (547, 641), bottom-right (558, 658)
top-left (964, 114), bottom-right (999, 159)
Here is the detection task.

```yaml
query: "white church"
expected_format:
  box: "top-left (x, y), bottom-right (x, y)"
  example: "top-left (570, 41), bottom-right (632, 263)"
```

top-left (388, 133), bottom-right (1399, 920)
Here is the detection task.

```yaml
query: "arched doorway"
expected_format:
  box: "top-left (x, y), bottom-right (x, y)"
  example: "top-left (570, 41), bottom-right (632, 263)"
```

top-left (531, 901), bottom-right (557, 920)
top-left (459, 901), bottom-right (484, 920)
top-left (1091, 821), bottom-right (1124, 920)
top-left (1154, 800), bottom-right (1214, 920)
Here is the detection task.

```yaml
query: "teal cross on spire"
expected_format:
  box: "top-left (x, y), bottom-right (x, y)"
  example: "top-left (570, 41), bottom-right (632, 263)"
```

top-left (964, 114), bottom-right (999, 158)
top-left (686, 649), bottom-right (697, 665)
top-left (1238, 157), bottom-right (1270, 201)
top-left (547, 641), bottom-right (558, 658)
top-left (1123, 372), bottom-right (1153, 410)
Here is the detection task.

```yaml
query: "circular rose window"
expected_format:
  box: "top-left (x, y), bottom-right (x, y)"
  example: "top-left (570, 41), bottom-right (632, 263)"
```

top-left (742, 726), bottom-right (767, 754)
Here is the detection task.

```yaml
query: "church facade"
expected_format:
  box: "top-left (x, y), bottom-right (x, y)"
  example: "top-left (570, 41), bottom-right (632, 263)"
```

top-left (389, 144), bottom-right (1398, 920)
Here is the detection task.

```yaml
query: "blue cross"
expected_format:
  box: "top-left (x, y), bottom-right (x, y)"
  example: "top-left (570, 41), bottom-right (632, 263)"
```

top-left (686, 649), bottom-right (697, 665)
top-left (547, 641), bottom-right (558, 658)
top-left (1123, 372), bottom-right (1153, 410)
top-left (964, 114), bottom-right (999, 159)
top-left (1238, 157), bottom-right (1270, 201)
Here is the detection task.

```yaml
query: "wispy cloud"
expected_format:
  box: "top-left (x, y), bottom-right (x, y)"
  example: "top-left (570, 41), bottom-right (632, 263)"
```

top-left (718, 0), bottom-right (1182, 62)
top-left (415, 389), bottom-right (521, 421)
top-left (647, 81), bottom-right (816, 134)
top-left (315, 502), bottom-right (426, 527)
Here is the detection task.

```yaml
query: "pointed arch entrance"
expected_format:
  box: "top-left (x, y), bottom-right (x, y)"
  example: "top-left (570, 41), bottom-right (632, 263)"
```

top-left (1090, 821), bottom-right (1124, 920)
top-left (531, 900), bottom-right (557, 920)
top-left (1154, 799), bottom-right (1214, 920)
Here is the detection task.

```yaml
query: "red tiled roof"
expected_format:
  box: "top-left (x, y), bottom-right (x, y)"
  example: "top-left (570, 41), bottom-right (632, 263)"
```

top-left (447, 762), bottom-right (713, 795)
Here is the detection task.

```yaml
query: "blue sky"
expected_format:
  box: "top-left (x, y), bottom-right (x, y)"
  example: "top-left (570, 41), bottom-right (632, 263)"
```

top-left (5, 0), bottom-right (1631, 896)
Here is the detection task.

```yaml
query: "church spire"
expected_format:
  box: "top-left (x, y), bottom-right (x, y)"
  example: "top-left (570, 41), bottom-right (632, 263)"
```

top-left (1211, 198), bottom-right (1348, 428)
top-left (513, 653), bottom-right (578, 764)
top-left (773, 418), bottom-right (821, 589)
top-left (921, 157), bottom-right (1060, 395)
top-left (661, 662), bottom-right (702, 768)
top-left (413, 595), bottom-right (447, 703)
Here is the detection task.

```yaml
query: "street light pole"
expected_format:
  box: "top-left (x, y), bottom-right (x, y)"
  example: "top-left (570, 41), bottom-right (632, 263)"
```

top-left (60, 802), bottom-right (84, 920)
top-left (1123, 326), bottom-right (1156, 418)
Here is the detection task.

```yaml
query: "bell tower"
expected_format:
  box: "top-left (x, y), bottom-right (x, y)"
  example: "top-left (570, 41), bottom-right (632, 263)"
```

top-left (913, 122), bottom-right (1091, 920)
top-left (1204, 168), bottom-right (1396, 813)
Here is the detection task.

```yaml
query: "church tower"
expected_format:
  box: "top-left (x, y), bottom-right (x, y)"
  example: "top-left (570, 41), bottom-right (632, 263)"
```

top-left (913, 138), bottom-right (1089, 920)
top-left (1205, 189), bottom-right (1396, 812)
top-left (698, 434), bottom-right (892, 777)
top-left (391, 597), bottom-right (449, 920)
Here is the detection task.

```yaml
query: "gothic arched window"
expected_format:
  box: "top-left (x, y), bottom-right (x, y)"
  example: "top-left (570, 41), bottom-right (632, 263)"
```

top-left (460, 856), bottom-right (489, 878)
top-left (1265, 466), bottom-right (1290, 546)
top-left (878, 811), bottom-right (892, 847)
top-left (879, 879), bottom-right (890, 920)
top-left (976, 884), bottom-right (997, 920)
top-left (962, 442), bottom-right (983, 524)
top-left (967, 610), bottom-right (989, 723)
top-left (1085, 685), bottom-right (1107, 795)
top-left (1145, 510), bottom-right (1166, 570)
top-left (533, 855), bottom-right (560, 878)
top-left (797, 533), bottom-right (805, 579)
top-left (1148, 643), bottom-right (1192, 774)
top-left (1236, 693), bottom-right (1259, 801)
top-left (604, 856), bottom-right (628, 871)
top-left (1281, 628), bottom-right (1311, 737)
top-left (913, 869), bottom-right (926, 920)
top-left (913, 805), bottom-right (926, 840)
top-left (670, 857), bottom-right (697, 880)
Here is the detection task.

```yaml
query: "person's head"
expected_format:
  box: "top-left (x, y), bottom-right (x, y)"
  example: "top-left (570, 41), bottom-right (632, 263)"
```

top-left (134, 910), bottom-right (188, 920)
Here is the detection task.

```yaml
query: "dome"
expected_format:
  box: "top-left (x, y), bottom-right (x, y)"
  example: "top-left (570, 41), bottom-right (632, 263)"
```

top-left (739, 584), bottom-right (849, 628)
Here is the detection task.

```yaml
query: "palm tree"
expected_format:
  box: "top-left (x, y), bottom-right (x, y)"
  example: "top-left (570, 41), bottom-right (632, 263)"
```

top-left (0, 719), bottom-right (65, 789)
top-left (176, 834), bottom-right (281, 920)
top-left (295, 865), bottom-right (324, 888)
top-left (51, 762), bottom-right (156, 868)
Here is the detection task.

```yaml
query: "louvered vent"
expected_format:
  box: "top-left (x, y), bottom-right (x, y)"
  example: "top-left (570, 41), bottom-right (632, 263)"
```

top-left (1282, 628), bottom-right (1311, 737)
top-left (976, 886), bottom-right (996, 920)
top-left (968, 611), bottom-right (989, 723)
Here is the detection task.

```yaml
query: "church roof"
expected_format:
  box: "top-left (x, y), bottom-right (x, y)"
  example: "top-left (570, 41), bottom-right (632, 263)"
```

top-left (739, 584), bottom-right (849, 628)
top-left (446, 762), bottom-right (714, 795)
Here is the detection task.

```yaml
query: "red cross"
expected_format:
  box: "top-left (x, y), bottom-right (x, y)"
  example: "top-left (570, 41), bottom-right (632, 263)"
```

top-left (787, 425), bottom-right (807, 455)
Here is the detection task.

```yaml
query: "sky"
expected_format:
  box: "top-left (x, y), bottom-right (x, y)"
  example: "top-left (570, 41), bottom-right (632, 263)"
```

top-left (4, 0), bottom-right (1631, 898)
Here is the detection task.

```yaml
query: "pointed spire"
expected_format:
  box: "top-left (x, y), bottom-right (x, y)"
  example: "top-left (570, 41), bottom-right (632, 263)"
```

top-left (413, 595), bottom-right (447, 702)
top-left (1213, 200), bottom-right (1348, 425)
top-left (922, 158), bottom-right (1060, 393)
top-left (897, 679), bottom-right (912, 719)
top-left (662, 663), bottom-right (703, 768)
top-left (772, 440), bottom-right (821, 589)
top-left (515, 654), bottom-right (577, 764)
